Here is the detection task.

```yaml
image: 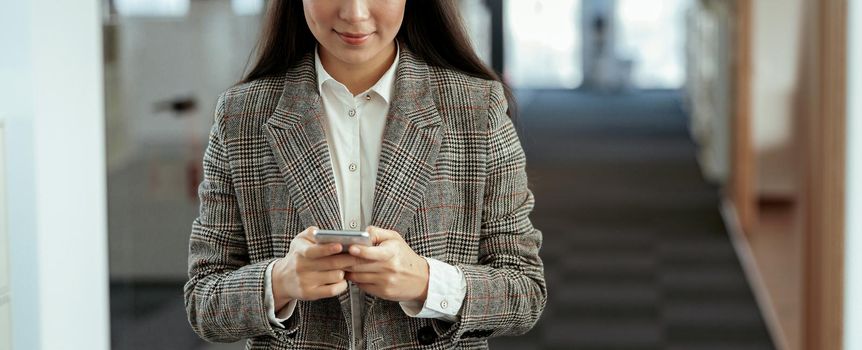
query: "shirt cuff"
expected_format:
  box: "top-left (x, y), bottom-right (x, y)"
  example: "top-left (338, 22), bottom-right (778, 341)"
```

top-left (399, 257), bottom-right (466, 322)
top-left (265, 259), bottom-right (297, 327)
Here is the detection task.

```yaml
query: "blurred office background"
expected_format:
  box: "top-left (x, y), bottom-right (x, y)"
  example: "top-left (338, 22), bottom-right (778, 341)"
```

top-left (2, 0), bottom-right (861, 349)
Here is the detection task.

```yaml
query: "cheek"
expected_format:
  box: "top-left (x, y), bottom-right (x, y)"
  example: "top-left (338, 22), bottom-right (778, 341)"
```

top-left (377, 7), bottom-right (405, 35)
top-left (303, 3), bottom-right (331, 33)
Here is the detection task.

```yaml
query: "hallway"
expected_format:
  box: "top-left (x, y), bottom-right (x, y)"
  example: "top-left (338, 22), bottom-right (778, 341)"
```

top-left (6, 0), bottom-right (862, 349)
top-left (105, 90), bottom-right (777, 350)
top-left (489, 89), bottom-right (775, 349)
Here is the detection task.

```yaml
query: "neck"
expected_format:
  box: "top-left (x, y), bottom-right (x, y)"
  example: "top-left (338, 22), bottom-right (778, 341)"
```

top-left (319, 42), bottom-right (397, 96)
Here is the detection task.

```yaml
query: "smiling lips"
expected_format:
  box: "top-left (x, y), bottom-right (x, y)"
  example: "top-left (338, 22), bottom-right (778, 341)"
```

top-left (335, 30), bottom-right (372, 45)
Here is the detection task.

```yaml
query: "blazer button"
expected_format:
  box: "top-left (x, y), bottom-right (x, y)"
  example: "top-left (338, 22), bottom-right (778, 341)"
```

top-left (417, 326), bottom-right (436, 345)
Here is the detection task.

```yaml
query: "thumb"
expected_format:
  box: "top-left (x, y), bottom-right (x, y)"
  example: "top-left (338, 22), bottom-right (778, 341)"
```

top-left (289, 226), bottom-right (318, 254)
top-left (367, 226), bottom-right (400, 245)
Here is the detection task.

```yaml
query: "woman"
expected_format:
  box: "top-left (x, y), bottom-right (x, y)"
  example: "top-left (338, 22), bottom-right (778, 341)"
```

top-left (184, 1), bottom-right (546, 349)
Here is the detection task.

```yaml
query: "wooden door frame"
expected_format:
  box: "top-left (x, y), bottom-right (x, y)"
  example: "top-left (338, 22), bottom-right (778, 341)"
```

top-left (730, 0), bottom-right (756, 233)
top-left (802, 0), bottom-right (848, 349)
top-left (731, 0), bottom-right (849, 349)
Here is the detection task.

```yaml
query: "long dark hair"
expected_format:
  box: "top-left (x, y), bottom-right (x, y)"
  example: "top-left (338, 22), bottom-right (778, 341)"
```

top-left (240, 0), bottom-right (516, 118)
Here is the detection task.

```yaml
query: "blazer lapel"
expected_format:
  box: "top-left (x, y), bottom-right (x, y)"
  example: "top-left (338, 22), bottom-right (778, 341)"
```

top-left (368, 45), bottom-right (444, 235)
top-left (260, 53), bottom-right (356, 330)
top-left (261, 52), bottom-right (343, 233)
top-left (364, 45), bottom-right (444, 320)
top-left (262, 46), bottom-right (443, 239)
top-left (262, 53), bottom-right (362, 332)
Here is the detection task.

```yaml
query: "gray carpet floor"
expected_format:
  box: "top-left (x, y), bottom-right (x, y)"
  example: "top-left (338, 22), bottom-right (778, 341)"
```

top-left (110, 89), bottom-right (775, 350)
top-left (486, 89), bottom-right (774, 350)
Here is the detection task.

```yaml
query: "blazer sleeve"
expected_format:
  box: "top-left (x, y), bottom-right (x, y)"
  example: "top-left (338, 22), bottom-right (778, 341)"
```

top-left (438, 81), bottom-right (547, 340)
top-left (183, 93), bottom-right (292, 343)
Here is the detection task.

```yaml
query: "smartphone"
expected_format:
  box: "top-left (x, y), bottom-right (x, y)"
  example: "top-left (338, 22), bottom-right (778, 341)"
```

top-left (312, 229), bottom-right (372, 253)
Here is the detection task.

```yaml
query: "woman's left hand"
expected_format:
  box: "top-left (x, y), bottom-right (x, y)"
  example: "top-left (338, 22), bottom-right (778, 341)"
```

top-left (344, 226), bottom-right (429, 303)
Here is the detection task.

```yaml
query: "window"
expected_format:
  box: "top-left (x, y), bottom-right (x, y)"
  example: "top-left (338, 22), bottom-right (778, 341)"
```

top-left (231, 0), bottom-right (265, 16)
top-left (505, 0), bottom-right (583, 89)
top-left (114, 0), bottom-right (190, 17)
top-left (615, 0), bottom-right (690, 88)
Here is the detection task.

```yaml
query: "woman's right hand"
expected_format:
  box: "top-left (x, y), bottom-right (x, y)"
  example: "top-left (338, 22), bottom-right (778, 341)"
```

top-left (271, 226), bottom-right (357, 307)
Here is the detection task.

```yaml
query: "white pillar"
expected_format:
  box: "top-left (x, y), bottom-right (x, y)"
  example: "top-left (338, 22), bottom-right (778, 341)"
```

top-left (0, 0), bottom-right (110, 349)
top-left (844, 0), bottom-right (862, 348)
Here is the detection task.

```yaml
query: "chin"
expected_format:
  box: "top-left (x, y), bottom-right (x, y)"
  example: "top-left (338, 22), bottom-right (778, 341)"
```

top-left (330, 48), bottom-right (378, 65)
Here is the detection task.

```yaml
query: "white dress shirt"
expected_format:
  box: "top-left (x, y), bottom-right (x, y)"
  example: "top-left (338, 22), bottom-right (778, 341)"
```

top-left (262, 42), bottom-right (467, 343)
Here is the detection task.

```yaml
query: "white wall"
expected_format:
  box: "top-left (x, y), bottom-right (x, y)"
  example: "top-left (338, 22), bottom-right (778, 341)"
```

top-left (0, 123), bottom-right (9, 350)
top-left (1, 1), bottom-right (41, 348)
top-left (106, 0), bottom-right (261, 280)
top-left (843, 0), bottom-right (862, 347)
top-left (685, 1), bottom-right (733, 184)
top-left (110, 0), bottom-right (260, 160)
top-left (751, 0), bottom-right (804, 197)
top-left (0, 1), bottom-right (109, 349)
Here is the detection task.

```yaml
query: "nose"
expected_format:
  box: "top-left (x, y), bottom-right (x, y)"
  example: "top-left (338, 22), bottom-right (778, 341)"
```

top-left (339, 0), bottom-right (371, 24)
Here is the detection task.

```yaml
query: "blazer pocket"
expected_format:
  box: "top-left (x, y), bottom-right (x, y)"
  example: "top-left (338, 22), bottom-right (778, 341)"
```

top-left (404, 178), bottom-right (455, 260)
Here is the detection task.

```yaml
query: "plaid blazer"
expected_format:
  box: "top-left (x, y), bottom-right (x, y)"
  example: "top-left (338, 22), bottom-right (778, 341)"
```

top-left (184, 44), bottom-right (546, 349)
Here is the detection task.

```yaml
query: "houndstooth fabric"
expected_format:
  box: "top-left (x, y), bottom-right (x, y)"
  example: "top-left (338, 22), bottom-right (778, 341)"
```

top-left (184, 43), bottom-right (546, 349)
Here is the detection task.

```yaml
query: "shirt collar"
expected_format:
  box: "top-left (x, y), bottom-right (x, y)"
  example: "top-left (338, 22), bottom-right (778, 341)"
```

top-left (314, 41), bottom-right (400, 104)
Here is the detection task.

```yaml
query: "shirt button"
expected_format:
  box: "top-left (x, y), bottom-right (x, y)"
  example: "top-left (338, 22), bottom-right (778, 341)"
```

top-left (365, 94), bottom-right (371, 101)
top-left (349, 220), bottom-right (358, 229)
top-left (440, 299), bottom-right (449, 309)
top-left (348, 109), bottom-right (356, 117)
top-left (348, 163), bottom-right (357, 172)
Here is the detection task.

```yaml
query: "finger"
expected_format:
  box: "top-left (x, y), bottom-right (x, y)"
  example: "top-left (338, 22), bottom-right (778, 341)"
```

top-left (310, 280), bottom-right (348, 299)
top-left (308, 269), bottom-right (346, 285)
top-left (367, 226), bottom-right (401, 245)
top-left (288, 235), bottom-right (311, 254)
top-left (343, 260), bottom-right (383, 273)
top-left (300, 242), bottom-right (343, 259)
top-left (288, 227), bottom-right (318, 253)
top-left (297, 226), bottom-right (319, 241)
top-left (345, 272), bottom-right (382, 285)
top-left (348, 244), bottom-right (395, 261)
top-left (314, 253), bottom-right (359, 271)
